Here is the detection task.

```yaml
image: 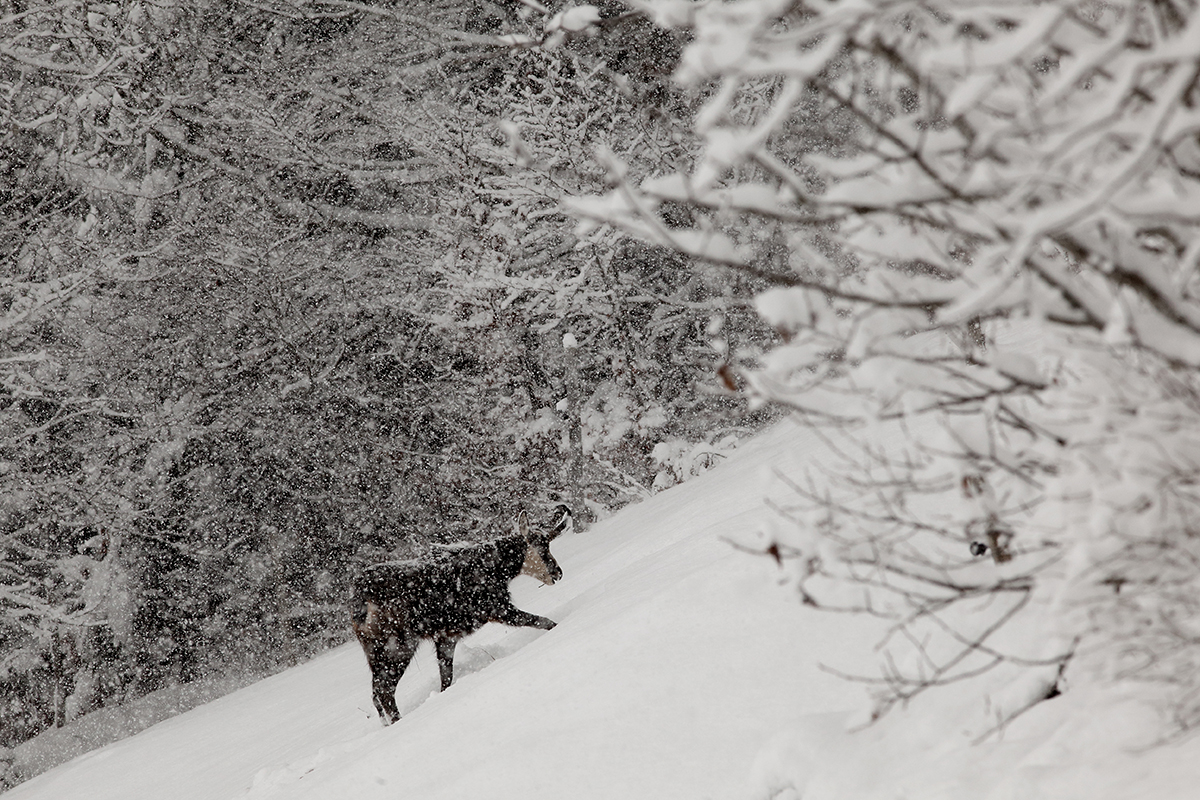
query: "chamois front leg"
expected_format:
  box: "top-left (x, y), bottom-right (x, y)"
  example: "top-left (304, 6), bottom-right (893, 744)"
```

top-left (433, 633), bottom-right (460, 691)
top-left (492, 604), bottom-right (556, 630)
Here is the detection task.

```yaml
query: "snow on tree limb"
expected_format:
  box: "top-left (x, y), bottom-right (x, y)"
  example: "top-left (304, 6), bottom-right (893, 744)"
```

top-left (571, 0), bottom-right (1200, 734)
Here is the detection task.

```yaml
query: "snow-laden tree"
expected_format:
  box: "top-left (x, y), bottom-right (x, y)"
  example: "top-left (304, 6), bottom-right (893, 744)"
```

top-left (2, 0), bottom-right (773, 753)
top-left (570, 0), bottom-right (1200, 736)
top-left (434, 31), bottom-right (772, 511)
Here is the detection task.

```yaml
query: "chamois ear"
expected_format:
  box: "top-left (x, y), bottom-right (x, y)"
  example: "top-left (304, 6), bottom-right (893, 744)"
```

top-left (515, 511), bottom-right (531, 540)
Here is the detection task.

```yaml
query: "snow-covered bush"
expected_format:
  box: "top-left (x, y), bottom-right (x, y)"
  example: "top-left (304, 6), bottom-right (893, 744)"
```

top-left (571, 0), bottom-right (1200, 736)
top-left (651, 433), bottom-right (740, 490)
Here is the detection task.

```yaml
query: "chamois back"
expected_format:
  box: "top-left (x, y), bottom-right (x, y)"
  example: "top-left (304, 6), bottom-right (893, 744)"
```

top-left (351, 505), bottom-right (571, 724)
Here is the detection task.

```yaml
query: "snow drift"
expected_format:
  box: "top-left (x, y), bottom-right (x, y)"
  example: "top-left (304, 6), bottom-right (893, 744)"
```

top-left (7, 418), bottom-right (1200, 800)
top-left (3, 420), bottom-right (877, 800)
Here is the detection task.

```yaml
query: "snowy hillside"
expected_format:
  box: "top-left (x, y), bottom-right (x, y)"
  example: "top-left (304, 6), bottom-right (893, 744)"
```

top-left (6, 419), bottom-right (1200, 800)
top-left (2, 420), bottom-right (873, 800)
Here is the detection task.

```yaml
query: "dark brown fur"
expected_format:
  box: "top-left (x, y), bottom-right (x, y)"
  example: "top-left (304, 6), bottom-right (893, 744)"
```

top-left (352, 506), bottom-right (571, 724)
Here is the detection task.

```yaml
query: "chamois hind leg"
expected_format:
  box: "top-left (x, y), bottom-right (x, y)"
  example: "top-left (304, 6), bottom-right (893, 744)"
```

top-left (369, 660), bottom-right (402, 725)
top-left (492, 604), bottom-right (556, 631)
top-left (433, 633), bottom-right (460, 691)
top-left (364, 633), bottom-right (418, 725)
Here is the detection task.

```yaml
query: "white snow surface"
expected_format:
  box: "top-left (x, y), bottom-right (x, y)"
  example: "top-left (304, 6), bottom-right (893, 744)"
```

top-left (6, 418), bottom-right (1200, 799)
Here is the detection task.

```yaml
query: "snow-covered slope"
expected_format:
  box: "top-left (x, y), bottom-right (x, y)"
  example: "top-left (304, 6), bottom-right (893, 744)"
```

top-left (9, 417), bottom-right (1200, 800)
top-left (3, 419), bottom-right (878, 800)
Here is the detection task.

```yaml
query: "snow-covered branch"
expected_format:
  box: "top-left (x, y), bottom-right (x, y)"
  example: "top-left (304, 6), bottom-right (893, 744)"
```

top-left (570, 0), bottom-right (1200, 734)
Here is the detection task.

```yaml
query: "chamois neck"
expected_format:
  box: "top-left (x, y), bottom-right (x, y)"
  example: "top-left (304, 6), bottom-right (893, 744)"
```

top-left (492, 535), bottom-right (528, 580)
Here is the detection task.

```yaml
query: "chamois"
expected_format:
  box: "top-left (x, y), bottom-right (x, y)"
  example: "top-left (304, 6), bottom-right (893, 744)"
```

top-left (351, 505), bottom-right (572, 724)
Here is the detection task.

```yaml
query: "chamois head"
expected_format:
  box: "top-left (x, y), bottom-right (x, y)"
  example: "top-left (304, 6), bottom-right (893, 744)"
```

top-left (517, 505), bottom-right (571, 586)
